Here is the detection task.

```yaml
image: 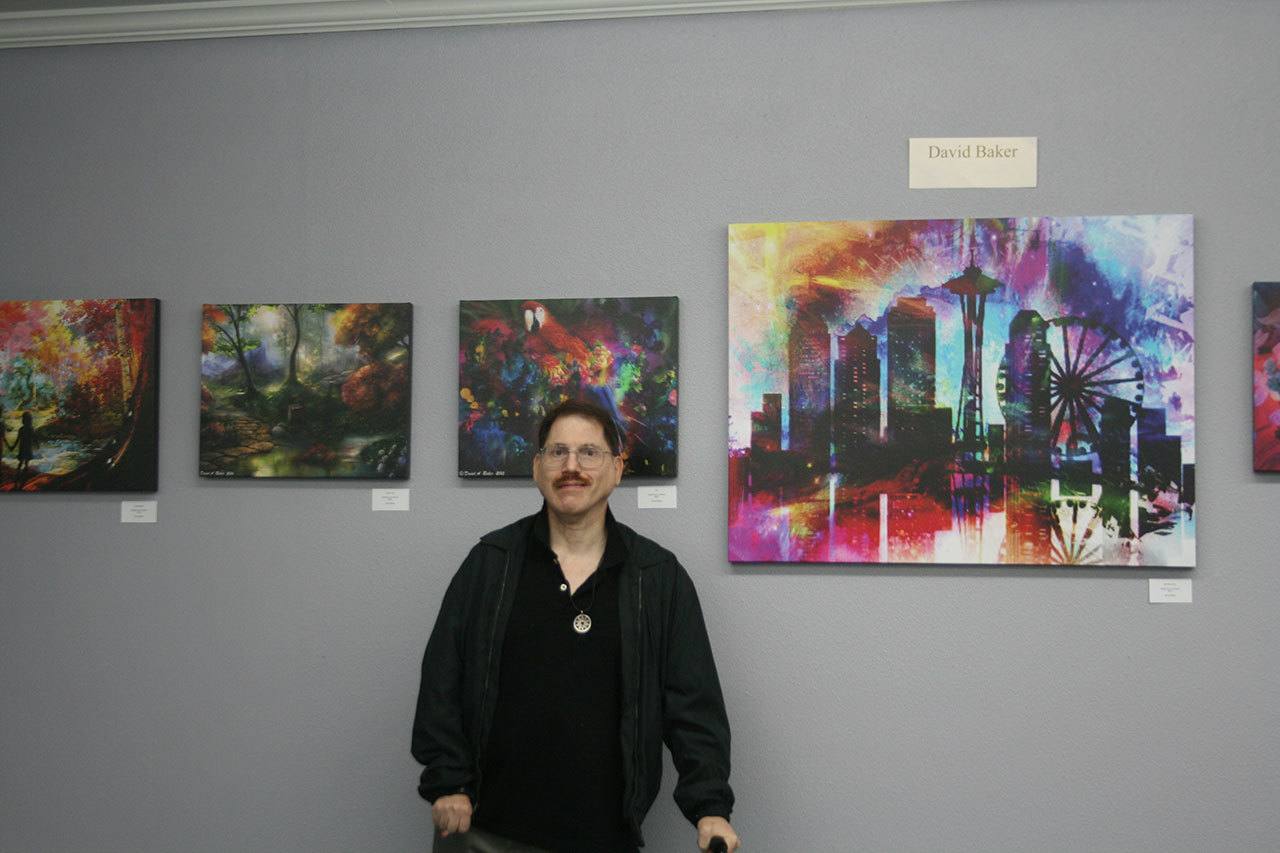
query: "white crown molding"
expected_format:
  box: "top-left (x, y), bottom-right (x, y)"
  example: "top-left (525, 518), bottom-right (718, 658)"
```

top-left (0, 0), bottom-right (969, 50)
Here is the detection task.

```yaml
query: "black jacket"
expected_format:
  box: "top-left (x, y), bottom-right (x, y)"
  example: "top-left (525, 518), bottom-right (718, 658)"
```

top-left (411, 510), bottom-right (734, 847)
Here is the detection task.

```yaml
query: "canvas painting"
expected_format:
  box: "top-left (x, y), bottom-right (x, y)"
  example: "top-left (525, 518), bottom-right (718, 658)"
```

top-left (728, 216), bottom-right (1195, 566)
top-left (0, 299), bottom-right (159, 492)
top-left (200, 303), bottom-right (411, 479)
top-left (1254, 282), bottom-right (1280, 472)
top-left (458, 297), bottom-right (678, 477)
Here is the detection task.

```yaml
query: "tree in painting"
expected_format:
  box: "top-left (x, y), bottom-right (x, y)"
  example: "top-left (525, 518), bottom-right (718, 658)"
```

top-left (205, 304), bottom-right (261, 399)
top-left (200, 303), bottom-right (411, 479)
top-left (0, 299), bottom-right (159, 492)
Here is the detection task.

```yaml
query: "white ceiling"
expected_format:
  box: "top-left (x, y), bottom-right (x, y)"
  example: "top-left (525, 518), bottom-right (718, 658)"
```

top-left (0, 0), bottom-right (969, 50)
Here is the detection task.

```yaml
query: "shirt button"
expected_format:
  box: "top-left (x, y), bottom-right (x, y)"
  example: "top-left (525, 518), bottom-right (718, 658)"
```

top-left (559, 583), bottom-right (568, 592)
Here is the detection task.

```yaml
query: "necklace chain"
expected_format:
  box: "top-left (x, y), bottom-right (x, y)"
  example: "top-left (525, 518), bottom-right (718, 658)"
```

top-left (557, 553), bottom-right (601, 635)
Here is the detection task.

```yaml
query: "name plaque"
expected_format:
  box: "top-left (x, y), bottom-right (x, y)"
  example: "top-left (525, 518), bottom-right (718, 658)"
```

top-left (909, 136), bottom-right (1037, 188)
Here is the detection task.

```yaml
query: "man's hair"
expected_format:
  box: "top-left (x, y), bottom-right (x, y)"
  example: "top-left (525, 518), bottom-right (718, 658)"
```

top-left (536, 399), bottom-right (625, 456)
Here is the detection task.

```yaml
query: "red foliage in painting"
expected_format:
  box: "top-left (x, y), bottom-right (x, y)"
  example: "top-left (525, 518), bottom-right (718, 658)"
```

top-left (0, 301), bottom-right (46, 354)
top-left (469, 317), bottom-right (516, 354)
top-left (60, 358), bottom-right (125, 432)
top-left (0, 300), bottom-right (28, 328)
top-left (333, 304), bottom-right (410, 358)
top-left (86, 358), bottom-right (123, 409)
top-left (341, 362), bottom-right (408, 413)
top-left (62, 300), bottom-right (121, 348)
top-left (121, 300), bottom-right (155, 360)
top-left (201, 420), bottom-right (230, 447)
top-left (202, 305), bottom-right (228, 353)
top-left (298, 442), bottom-right (338, 466)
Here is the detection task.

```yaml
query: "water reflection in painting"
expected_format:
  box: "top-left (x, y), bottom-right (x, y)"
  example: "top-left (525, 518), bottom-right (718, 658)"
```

top-left (728, 216), bottom-right (1194, 566)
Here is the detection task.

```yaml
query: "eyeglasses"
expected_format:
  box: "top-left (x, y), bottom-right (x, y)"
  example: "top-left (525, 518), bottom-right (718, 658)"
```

top-left (538, 444), bottom-right (614, 471)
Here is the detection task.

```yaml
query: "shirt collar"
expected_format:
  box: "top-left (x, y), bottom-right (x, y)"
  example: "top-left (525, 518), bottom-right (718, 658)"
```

top-left (532, 504), bottom-right (627, 569)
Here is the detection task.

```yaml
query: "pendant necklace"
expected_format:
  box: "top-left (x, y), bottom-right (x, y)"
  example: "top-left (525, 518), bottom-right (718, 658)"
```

top-left (569, 580), bottom-right (599, 635)
top-left (559, 556), bottom-right (600, 635)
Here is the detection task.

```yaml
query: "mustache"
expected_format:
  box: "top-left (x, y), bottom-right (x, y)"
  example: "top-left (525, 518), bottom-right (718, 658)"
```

top-left (555, 473), bottom-right (590, 486)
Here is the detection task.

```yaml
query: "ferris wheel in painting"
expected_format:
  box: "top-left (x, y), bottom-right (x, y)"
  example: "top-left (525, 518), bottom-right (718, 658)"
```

top-left (1044, 316), bottom-right (1145, 453)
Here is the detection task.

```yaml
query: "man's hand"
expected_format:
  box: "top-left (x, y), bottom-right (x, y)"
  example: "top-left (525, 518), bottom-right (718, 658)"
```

top-left (697, 815), bottom-right (740, 851)
top-left (431, 793), bottom-right (473, 837)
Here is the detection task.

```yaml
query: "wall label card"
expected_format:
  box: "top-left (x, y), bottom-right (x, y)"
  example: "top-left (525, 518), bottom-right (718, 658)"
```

top-left (1149, 579), bottom-right (1192, 604)
top-left (909, 137), bottom-right (1038, 188)
top-left (120, 500), bottom-right (157, 523)
top-left (637, 485), bottom-right (677, 509)
top-left (371, 488), bottom-right (410, 511)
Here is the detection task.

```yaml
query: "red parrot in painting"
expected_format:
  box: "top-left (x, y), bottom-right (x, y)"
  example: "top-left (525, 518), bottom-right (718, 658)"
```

top-left (521, 300), bottom-right (592, 367)
top-left (519, 300), bottom-right (626, 428)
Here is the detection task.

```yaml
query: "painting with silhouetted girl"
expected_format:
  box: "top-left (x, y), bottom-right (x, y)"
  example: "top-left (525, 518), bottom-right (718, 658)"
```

top-left (0, 298), bottom-right (159, 492)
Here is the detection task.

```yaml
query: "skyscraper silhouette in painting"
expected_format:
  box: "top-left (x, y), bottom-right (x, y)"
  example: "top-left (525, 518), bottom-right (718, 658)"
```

top-left (728, 216), bottom-right (1195, 566)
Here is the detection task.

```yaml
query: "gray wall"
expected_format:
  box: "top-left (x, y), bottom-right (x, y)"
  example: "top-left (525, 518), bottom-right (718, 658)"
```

top-left (3, 1), bottom-right (1278, 850)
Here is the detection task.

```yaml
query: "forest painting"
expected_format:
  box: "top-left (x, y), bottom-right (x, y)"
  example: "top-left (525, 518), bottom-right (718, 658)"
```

top-left (1254, 282), bottom-right (1280, 472)
top-left (0, 299), bottom-right (159, 492)
top-left (200, 303), bottom-right (411, 479)
top-left (458, 297), bottom-right (678, 477)
top-left (729, 215), bottom-right (1195, 567)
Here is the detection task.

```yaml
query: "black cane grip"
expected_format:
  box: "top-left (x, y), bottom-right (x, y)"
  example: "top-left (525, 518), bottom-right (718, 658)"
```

top-left (709, 837), bottom-right (729, 853)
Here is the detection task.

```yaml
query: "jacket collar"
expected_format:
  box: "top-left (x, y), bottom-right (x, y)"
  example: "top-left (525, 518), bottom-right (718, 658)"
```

top-left (479, 504), bottom-right (662, 569)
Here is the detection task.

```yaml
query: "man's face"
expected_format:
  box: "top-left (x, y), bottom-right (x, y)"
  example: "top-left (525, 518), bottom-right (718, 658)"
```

top-left (533, 414), bottom-right (624, 521)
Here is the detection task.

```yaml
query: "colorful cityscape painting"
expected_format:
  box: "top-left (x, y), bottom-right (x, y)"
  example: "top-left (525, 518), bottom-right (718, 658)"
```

top-left (1254, 282), bottom-right (1280, 472)
top-left (200, 303), bottom-right (411, 479)
top-left (728, 216), bottom-right (1195, 566)
top-left (459, 297), bottom-right (678, 477)
top-left (0, 298), bottom-right (159, 492)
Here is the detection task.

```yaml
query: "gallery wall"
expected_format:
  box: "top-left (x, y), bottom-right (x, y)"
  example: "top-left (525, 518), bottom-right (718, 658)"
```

top-left (2, 0), bottom-right (1279, 850)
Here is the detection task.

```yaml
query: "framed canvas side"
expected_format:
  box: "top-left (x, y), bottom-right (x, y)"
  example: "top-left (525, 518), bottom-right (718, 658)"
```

top-left (1254, 282), bottom-right (1280, 472)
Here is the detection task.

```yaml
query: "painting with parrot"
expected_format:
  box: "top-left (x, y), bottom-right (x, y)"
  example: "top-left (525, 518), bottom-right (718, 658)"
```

top-left (458, 297), bottom-right (679, 477)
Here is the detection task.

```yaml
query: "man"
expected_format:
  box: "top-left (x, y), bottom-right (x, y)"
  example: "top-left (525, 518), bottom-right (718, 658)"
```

top-left (413, 399), bottom-right (740, 853)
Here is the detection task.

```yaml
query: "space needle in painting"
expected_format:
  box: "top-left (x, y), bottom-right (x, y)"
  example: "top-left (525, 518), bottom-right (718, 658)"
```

top-left (942, 237), bottom-right (1003, 463)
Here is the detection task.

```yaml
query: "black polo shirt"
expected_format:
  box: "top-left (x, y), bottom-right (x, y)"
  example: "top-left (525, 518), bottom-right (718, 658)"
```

top-left (473, 510), bottom-right (636, 853)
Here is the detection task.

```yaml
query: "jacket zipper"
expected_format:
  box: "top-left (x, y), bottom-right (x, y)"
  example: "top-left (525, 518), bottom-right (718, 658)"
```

top-left (631, 568), bottom-right (643, 831)
top-left (474, 549), bottom-right (511, 815)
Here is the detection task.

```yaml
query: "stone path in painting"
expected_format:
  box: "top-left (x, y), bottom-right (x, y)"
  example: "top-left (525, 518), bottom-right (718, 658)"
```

top-left (200, 409), bottom-right (276, 473)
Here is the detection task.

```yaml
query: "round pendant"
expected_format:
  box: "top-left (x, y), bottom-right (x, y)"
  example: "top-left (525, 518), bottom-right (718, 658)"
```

top-left (572, 613), bottom-right (593, 635)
